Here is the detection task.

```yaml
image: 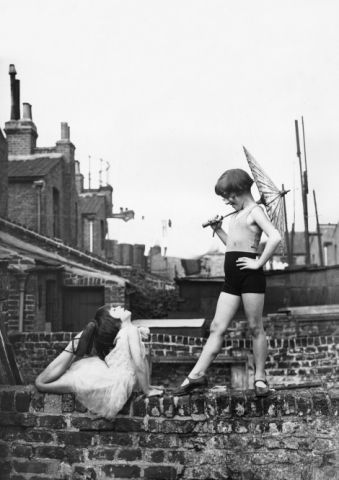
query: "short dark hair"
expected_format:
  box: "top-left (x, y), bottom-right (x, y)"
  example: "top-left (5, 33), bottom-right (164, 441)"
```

top-left (75, 304), bottom-right (122, 360)
top-left (215, 168), bottom-right (253, 197)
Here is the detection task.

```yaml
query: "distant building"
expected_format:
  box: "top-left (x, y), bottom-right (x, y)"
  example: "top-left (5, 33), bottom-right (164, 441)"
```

top-left (261, 225), bottom-right (339, 268)
top-left (4, 64), bottom-right (120, 259)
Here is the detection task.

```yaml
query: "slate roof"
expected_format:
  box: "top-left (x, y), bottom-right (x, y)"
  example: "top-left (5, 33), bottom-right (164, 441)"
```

top-left (8, 156), bottom-right (62, 178)
top-left (79, 194), bottom-right (105, 214)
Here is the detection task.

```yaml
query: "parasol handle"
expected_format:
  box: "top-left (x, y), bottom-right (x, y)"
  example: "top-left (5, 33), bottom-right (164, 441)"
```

top-left (202, 212), bottom-right (234, 228)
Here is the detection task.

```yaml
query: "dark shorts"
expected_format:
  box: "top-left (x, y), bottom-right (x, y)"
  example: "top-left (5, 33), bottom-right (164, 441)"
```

top-left (221, 251), bottom-right (266, 296)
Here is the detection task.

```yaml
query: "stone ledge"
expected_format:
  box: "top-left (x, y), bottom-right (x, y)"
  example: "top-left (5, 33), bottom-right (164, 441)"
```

top-left (0, 385), bottom-right (338, 422)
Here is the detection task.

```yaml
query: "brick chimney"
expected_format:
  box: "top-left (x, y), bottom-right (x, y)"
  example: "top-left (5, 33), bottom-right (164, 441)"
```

top-left (4, 65), bottom-right (38, 156)
top-left (75, 160), bottom-right (84, 194)
top-left (0, 128), bottom-right (8, 217)
top-left (55, 122), bottom-right (75, 163)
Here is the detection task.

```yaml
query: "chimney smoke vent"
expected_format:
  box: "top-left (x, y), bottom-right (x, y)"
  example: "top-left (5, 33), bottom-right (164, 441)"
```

top-left (22, 103), bottom-right (32, 120)
top-left (9, 64), bottom-right (20, 120)
top-left (60, 122), bottom-right (70, 141)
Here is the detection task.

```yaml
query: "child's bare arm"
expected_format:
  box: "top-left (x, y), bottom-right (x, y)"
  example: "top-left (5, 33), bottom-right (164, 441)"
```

top-left (252, 207), bottom-right (281, 267)
top-left (209, 218), bottom-right (228, 246)
top-left (237, 207), bottom-right (281, 270)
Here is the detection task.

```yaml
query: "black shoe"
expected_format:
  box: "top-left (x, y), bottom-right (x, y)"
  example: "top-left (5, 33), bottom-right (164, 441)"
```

top-left (172, 375), bottom-right (208, 396)
top-left (254, 378), bottom-right (270, 397)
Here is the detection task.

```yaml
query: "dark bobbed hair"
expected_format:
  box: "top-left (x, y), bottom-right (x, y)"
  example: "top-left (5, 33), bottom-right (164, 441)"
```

top-left (215, 169), bottom-right (253, 197)
top-left (74, 304), bottom-right (122, 360)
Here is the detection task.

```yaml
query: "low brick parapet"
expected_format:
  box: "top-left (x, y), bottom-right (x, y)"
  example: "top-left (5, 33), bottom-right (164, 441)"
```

top-left (0, 385), bottom-right (338, 479)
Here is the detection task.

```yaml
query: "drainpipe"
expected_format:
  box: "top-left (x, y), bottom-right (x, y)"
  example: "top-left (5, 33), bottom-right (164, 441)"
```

top-left (33, 180), bottom-right (45, 234)
top-left (17, 273), bottom-right (27, 332)
top-left (89, 217), bottom-right (94, 253)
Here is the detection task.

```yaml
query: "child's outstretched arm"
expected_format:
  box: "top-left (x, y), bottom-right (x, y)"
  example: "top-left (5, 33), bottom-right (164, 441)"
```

top-left (127, 326), bottom-right (163, 397)
top-left (237, 207), bottom-right (281, 270)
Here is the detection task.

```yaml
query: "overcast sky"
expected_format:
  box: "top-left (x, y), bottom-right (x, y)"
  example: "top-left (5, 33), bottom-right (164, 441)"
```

top-left (1, 1), bottom-right (339, 257)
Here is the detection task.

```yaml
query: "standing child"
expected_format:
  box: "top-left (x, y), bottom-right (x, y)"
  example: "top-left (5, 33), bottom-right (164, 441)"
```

top-left (173, 168), bottom-right (281, 397)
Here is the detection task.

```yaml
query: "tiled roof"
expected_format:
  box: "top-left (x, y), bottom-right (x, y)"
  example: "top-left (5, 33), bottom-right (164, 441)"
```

top-left (8, 156), bottom-right (61, 177)
top-left (79, 194), bottom-right (105, 214)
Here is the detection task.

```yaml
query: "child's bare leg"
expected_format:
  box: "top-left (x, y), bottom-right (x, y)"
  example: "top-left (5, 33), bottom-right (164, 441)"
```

top-left (181, 292), bottom-right (241, 386)
top-left (242, 293), bottom-right (267, 383)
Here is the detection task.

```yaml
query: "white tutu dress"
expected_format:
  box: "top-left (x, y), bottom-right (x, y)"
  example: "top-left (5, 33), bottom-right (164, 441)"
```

top-left (67, 324), bottom-right (145, 419)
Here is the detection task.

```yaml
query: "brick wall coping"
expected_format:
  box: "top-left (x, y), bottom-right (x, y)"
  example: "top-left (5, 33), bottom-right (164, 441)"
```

top-left (0, 385), bottom-right (338, 422)
top-left (8, 330), bottom-right (339, 349)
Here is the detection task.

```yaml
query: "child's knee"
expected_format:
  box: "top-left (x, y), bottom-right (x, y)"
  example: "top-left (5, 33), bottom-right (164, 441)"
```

top-left (248, 321), bottom-right (265, 338)
top-left (35, 375), bottom-right (44, 392)
top-left (210, 320), bottom-right (226, 337)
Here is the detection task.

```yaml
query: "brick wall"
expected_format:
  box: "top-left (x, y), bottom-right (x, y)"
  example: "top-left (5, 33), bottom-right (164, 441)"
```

top-left (8, 183), bottom-right (38, 232)
top-left (0, 385), bottom-right (338, 480)
top-left (9, 326), bottom-right (339, 387)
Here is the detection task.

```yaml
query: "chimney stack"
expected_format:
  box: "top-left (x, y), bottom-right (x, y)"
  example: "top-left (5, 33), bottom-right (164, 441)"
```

top-left (22, 103), bottom-right (32, 120)
top-left (9, 64), bottom-right (20, 120)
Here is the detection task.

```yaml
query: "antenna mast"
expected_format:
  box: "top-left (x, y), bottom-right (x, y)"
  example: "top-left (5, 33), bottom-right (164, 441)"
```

top-left (313, 189), bottom-right (324, 266)
top-left (295, 119), bottom-right (310, 265)
top-left (88, 155), bottom-right (92, 189)
top-left (99, 158), bottom-right (103, 187)
top-left (106, 161), bottom-right (110, 185)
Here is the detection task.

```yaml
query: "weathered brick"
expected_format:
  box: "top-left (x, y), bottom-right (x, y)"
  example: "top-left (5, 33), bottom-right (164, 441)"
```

top-left (37, 414), bottom-right (66, 429)
top-left (11, 444), bottom-right (33, 458)
top-left (88, 447), bottom-right (116, 461)
top-left (73, 466), bottom-right (97, 479)
top-left (0, 412), bottom-right (36, 427)
top-left (99, 432), bottom-right (133, 447)
top-left (1, 391), bottom-right (15, 411)
top-left (15, 391), bottom-right (31, 412)
top-left (71, 416), bottom-right (115, 430)
top-left (61, 393), bottom-right (75, 412)
top-left (34, 445), bottom-right (66, 459)
top-left (0, 442), bottom-right (9, 457)
top-left (144, 465), bottom-right (177, 480)
top-left (117, 448), bottom-right (142, 461)
top-left (57, 431), bottom-right (96, 447)
top-left (312, 391), bottom-right (330, 415)
top-left (102, 464), bottom-right (140, 478)
top-left (138, 433), bottom-right (180, 449)
top-left (13, 460), bottom-right (49, 474)
top-left (167, 450), bottom-right (185, 463)
top-left (23, 428), bottom-right (54, 443)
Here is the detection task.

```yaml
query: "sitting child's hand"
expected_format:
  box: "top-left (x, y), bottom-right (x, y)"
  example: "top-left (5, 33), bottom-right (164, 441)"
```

top-left (138, 326), bottom-right (150, 340)
top-left (146, 388), bottom-right (164, 397)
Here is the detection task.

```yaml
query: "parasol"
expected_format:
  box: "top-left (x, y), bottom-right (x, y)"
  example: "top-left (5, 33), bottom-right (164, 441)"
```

top-left (243, 147), bottom-right (289, 254)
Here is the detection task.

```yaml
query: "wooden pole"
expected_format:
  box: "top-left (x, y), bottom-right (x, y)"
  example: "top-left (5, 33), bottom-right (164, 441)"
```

top-left (282, 183), bottom-right (291, 265)
top-left (290, 222), bottom-right (295, 265)
top-left (313, 189), bottom-right (324, 266)
top-left (295, 119), bottom-right (310, 265)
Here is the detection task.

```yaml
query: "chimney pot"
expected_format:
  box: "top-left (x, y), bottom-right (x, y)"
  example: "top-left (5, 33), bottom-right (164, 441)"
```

top-left (61, 122), bottom-right (70, 140)
top-left (22, 103), bottom-right (32, 120)
top-left (9, 64), bottom-right (17, 75)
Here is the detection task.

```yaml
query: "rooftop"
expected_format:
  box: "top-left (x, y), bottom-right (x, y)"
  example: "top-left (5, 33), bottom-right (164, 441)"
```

top-left (8, 155), bottom-right (62, 178)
